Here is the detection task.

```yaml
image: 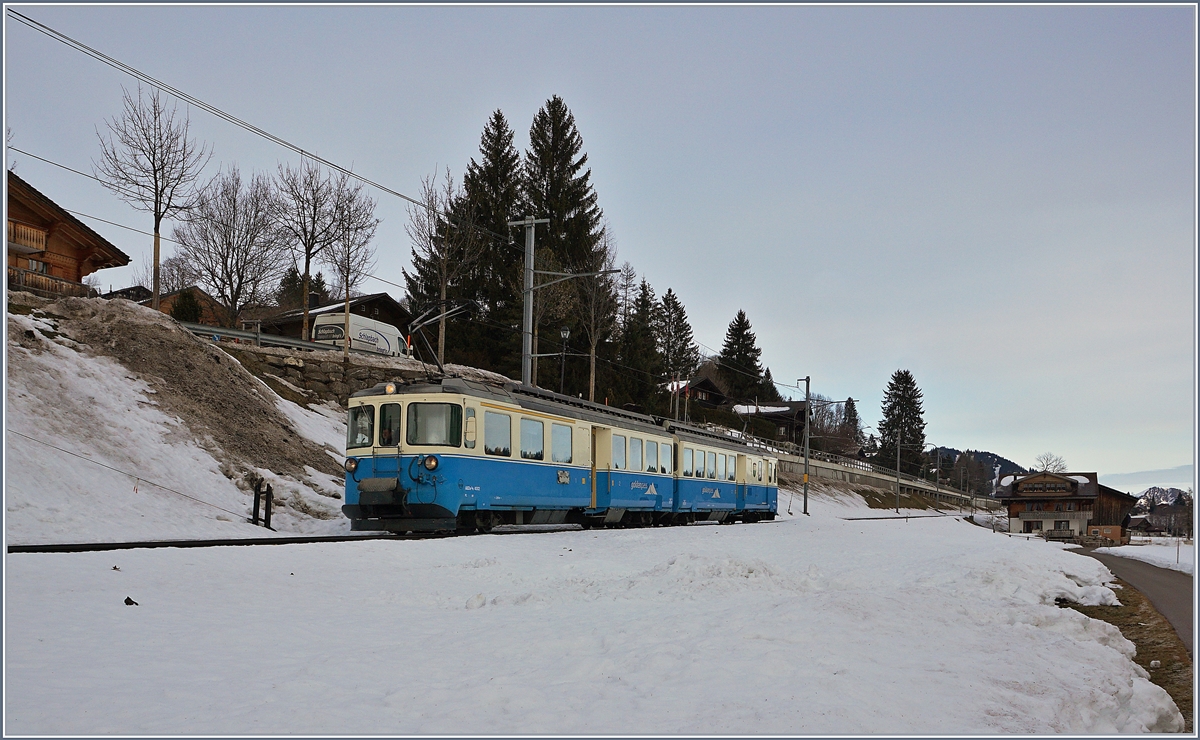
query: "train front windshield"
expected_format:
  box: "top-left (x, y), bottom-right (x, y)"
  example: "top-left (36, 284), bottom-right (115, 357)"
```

top-left (348, 405), bottom-right (374, 449)
top-left (406, 403), bottom-right (462, 447)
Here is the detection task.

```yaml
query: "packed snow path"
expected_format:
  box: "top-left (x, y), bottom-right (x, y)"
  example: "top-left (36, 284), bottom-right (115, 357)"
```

top-left (5, 498), bottom-right (1183, 734)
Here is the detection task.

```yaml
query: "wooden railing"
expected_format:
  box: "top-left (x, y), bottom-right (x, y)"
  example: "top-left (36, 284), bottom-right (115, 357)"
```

top-left (7, 220), bottom-right (47, 252)
top-left (7, 266), bottom-right (94, 298)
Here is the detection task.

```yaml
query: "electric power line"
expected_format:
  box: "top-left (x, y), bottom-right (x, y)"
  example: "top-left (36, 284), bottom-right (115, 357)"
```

top-left (5, 8), bottom-right (520, 252)
top-left (7, 429), bottom-right (248, 520)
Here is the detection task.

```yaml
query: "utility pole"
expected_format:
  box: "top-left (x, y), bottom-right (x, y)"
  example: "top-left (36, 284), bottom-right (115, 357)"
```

top-left (801, 377), bottom-right (811, 516)
top-left (895, 426), bottom-right (902, 514)
top-left (508, 216), bottom-right (548, 386)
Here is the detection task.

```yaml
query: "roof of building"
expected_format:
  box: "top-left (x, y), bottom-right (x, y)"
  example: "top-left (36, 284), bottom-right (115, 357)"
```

top-left (267, 292), bottom-right (409, 324)
top-left (7, 171), bottom-right (130, 269)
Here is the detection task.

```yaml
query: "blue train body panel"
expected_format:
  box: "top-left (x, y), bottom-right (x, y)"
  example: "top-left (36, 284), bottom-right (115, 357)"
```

top-left (340, 378), bottom-right (779, 530)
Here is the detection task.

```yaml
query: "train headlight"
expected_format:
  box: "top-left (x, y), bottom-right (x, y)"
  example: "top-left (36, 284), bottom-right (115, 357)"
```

top-left (344, 457), bottom-right (359, 473)
top-left (423, 455), bottom-right (439, 471)
top-left (384, 382), bottom-right (397, 394)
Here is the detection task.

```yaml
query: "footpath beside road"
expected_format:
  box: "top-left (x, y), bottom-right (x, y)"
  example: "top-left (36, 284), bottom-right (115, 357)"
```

top-left (1076, 547), bottom-right (1193, 656)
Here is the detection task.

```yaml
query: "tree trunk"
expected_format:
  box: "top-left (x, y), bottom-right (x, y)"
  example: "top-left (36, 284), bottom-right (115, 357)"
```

top-left (151, 220), bottom-right (162, 311)
top-left (301, 255), bottom-right (312, 341)
top-left (343, 280), bottom-right (351, 362)
top-left (438, 279), bottom-right (447, 366)
top-left (589, 342), bottom-right (597, 402)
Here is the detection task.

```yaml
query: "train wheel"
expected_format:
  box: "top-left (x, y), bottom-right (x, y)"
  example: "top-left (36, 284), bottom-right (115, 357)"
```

top-left (476, 512), bottom-right (495, 534)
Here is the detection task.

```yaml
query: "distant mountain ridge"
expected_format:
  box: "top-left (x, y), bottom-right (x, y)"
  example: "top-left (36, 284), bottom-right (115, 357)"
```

top-left (1133, 486), bottom-right (1192, 514)
top-left (934, 447), bottom-right (1027, 477)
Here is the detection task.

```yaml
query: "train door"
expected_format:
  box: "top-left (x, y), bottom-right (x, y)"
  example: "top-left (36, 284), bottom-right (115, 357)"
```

top-left (735, 453), bottom-right (747, 511)
top-left (591, 426), bottom-right (612, 512)
top-left (373, 402), bottom-right (403, 477)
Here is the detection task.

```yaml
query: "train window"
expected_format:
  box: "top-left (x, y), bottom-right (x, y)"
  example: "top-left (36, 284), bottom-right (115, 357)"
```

top-left (520, 419), bottom-right (544, 460)
top-left (348, 405), bottom-right (374, 450)
top-left (406, 403), bottom-right (462, 447)
top-left (662, 444), bottom-right (672, 474)
top-left (629, 438), bottom-right (642, 472)
top-left (613, 435), bottom-right (626, 470)
top-left (683, 448), bottom-right (694, 476)
top-left (728, 457), bottom-right (736, 481)
top-left (379, 403), bottom-right (401, 447)
top-left (551, 423), bottom-right (572, 463)
top-left (707, 452), bottom-right (717, 480)
top-left (464, 408), bottom-right (476, 449)
top-left (645, 441), bottom-right (658, 473)
top-left (717, 454), bottom-right (727, 482)
top-left (484, 411), bottom-right (511, 456)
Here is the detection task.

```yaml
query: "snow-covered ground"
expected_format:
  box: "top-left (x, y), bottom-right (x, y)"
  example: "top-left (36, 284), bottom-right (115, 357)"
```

top-left (1095, 540), bottom-right (1195, 575)
top-left (5, 491), bottom-right (1183, 734)
top-left (3, 297), bottom-right (1186, 733)
top-left (5, 302), bottom-right (352, 543)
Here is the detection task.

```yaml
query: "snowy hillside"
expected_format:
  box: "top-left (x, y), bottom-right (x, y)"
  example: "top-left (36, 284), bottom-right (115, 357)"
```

top-left (1134, 486), bottom-right (1192, 512)
top-left (5, 487), bottom-right (1183, 734)
top-left (6, 293), bottom-right (351, 543)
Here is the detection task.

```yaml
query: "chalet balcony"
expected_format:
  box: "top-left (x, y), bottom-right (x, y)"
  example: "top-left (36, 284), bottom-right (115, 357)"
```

top-left (7, 219), bottom-right (48, 255)
top-left (7, 266), bottom-right (95, 299)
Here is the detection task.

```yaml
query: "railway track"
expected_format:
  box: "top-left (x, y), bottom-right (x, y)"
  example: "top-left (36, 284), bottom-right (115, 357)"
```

top-left (3, 524), bottom-right (606, 554)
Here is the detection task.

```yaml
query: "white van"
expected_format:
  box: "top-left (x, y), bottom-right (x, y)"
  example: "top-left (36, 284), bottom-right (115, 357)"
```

top-left (310, 313), bottom-right (411, 357)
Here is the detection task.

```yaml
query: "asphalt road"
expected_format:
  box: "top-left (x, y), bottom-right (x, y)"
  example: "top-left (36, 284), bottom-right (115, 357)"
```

top-left (1076, 547), bottom-right (1193, 656)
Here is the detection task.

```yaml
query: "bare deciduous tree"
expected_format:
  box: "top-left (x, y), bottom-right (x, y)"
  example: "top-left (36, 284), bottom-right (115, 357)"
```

top-left (575, 228), bottom-right (618, 401)
top-left (404, 169), bottom-right (486, 366)
top-left (274, 159), bottom-right (362, 340)
top-left (322, 182), bottom-right (380, 360)
top-left (1034, 452), bottom-right (1068, 473)
top-left (94, 85), bottom-right (211, 310)
top-left (132, 253), bottom-right (199, 295)
top-left (172, 166), bottom-right (286, 327)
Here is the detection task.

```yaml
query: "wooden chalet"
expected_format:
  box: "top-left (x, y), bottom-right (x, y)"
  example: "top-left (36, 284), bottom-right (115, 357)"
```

top-left (7, 171), bottom-right (130, 298)
top-left (994, 471), bottom-right (1138, 543)
top-left (260, 292), bottom-right (412, 340)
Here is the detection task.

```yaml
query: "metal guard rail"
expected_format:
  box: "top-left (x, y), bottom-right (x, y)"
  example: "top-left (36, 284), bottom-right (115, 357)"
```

top-left (178, 321), bottom-right (390, 358)
top-left (696, 423), bottom-right (972, 497)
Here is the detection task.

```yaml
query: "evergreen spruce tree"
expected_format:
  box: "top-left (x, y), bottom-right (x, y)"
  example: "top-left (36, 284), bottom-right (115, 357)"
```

top-left (716, 309), bottom-right (765, 402)
top-left (459, 110), bottom-right (525, 376)
top-left (276, 267), bottom-right (329, 309)
top-left (170, 288), bottom-right (203, 323)
top-left (842, 397), bottom-right (864, 447)
top-left (875, 369), bottom-right (927, 475)
top-left (617, 279), bottom-right (664, 410)
top-left (759, 368), bottom-right (783, 402)
top-left (523, 96), bottom-right (604, 384)
top-left (654, 288), bottom-right (701, 382)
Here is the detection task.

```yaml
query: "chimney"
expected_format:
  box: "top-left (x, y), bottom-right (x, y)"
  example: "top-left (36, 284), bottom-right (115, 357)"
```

top-left (308, 291), bottom-right (320, 309)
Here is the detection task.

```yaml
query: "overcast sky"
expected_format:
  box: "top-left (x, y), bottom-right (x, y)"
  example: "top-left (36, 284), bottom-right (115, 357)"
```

top-left (4, 5), bottom-right (1195, 480)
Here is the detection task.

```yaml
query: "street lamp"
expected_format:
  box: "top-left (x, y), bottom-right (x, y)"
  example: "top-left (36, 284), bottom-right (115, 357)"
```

top-left (559, 326), bottom-right (570, 395)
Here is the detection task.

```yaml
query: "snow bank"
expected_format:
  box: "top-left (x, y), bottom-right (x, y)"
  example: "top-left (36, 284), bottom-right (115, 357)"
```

top-left (5, 301), bottom-right (352, 543)
top-left (1095, 541), bottom-right (1195, 575)
top-left (4, 493), bottom-right (1182, 734)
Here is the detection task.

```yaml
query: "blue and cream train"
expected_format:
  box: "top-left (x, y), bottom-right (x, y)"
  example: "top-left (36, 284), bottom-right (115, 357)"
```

top-left (341, 377), bottom-right (778, 533)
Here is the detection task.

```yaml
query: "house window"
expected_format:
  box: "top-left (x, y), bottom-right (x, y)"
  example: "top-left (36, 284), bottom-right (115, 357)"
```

top-left (1054, 503), bottom-right (1063, 512)
top-left (1024, 520), bottom-right (1043, 533)
top-left (1065, 503), bottom-right (1074, 511)
top-left (1091, 529), bottom-right (1100, 536)
top-left (27, 259), bottom-right (48, 274)
top-left (1054, 521), bottom-right (1070, 530)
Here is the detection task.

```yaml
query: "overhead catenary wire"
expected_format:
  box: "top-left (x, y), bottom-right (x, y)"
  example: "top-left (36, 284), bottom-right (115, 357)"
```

top-left (5, 9), bottom-right (522, 253)
top-left (7, 429), bottom-right (248, 520)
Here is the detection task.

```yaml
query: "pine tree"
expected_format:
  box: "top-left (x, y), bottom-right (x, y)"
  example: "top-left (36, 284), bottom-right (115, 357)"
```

top-left (276, 267), bottom-right (329, 309)
top-left (842, 397), bottom-right (864, 447)
top-left (875, 369), bottom-right (927, 475)
top-left (618, 279), bottom-right (663, 410)
top-left (654, 288), bottom-right (701, 382)
top-left (170, 288), bottom-right (203, 323)
top-left (717, 309), bottom-right (764, 402)
top-left (459, 110), bottom-right (525, 375)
